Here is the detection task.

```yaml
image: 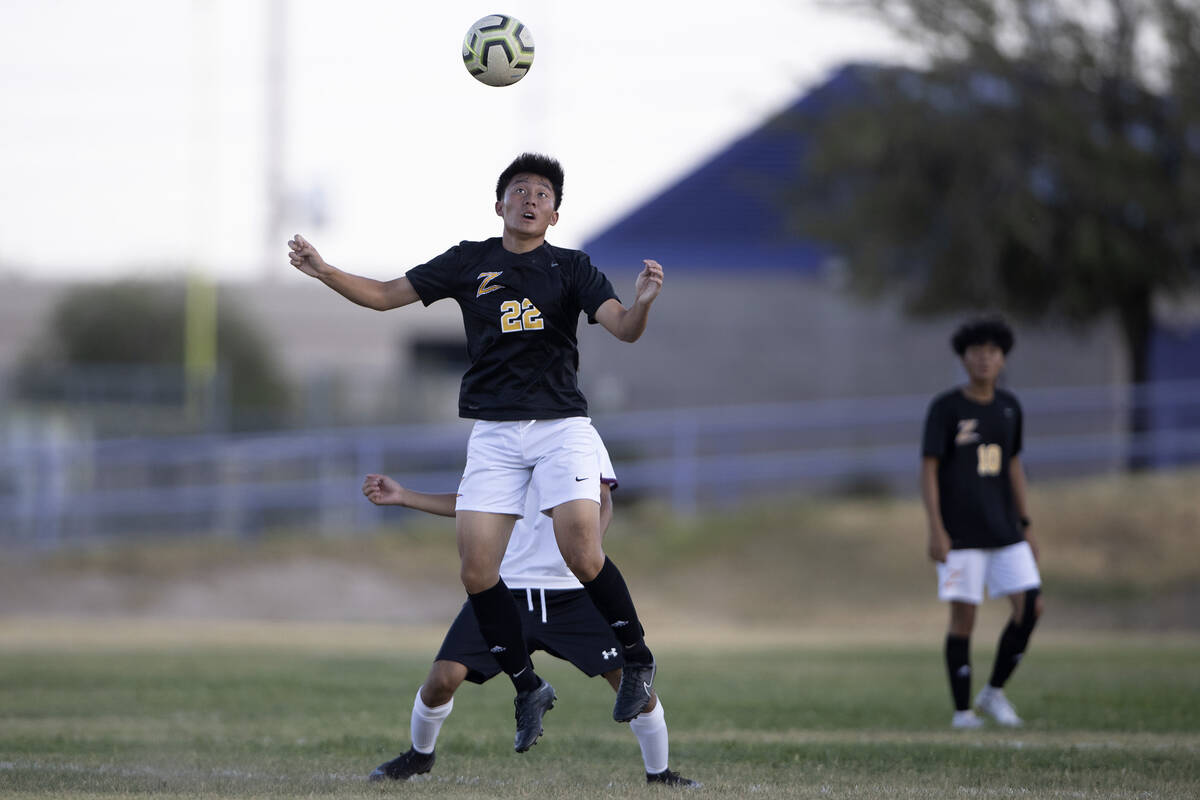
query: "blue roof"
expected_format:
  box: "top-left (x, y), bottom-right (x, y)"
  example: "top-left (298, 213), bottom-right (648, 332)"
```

top-left (584, 65), bottom-right (867, 274)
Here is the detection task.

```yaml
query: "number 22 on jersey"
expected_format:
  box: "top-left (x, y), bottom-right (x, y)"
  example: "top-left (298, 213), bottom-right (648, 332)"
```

top-left (500, 299), bottom-right (544, 333)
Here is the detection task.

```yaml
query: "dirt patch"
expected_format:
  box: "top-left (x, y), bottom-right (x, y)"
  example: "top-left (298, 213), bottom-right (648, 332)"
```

top-left (1, 555), bottom-right (464, 623)
top-left (3, 469), bottom-right (1198, 631)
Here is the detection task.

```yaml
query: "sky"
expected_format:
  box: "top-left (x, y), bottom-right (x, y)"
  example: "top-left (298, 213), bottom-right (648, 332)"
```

top-left (0, 0), bottom-right (912, 283)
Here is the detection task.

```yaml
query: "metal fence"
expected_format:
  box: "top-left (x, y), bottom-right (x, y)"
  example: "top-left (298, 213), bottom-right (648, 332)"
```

top-left (3, 380), bottom-right (1199, 548)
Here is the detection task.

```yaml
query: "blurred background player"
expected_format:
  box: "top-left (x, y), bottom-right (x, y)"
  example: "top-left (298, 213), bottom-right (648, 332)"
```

top-left (288, 153), bottom-right (664, 751)
top-left (920, 317), bottom-right (1044, 729)
top-left (361, 437), bottom-right (698, 787)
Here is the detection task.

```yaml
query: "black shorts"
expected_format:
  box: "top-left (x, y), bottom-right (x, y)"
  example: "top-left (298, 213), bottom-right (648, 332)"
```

top-left (436, 588), bottom-right (625, 684)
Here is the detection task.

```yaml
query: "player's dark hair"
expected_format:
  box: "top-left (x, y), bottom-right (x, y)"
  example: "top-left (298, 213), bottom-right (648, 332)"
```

top-left (496, 153), bottom-right (564, 209)
top-left (951, 317), bottom-right (1014, 355)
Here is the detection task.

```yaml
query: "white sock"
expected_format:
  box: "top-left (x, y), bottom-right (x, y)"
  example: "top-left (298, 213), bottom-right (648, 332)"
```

top-left (627, 698), bottom-right (669, 774)
top-left (410, 687), bottom-right (454, 754)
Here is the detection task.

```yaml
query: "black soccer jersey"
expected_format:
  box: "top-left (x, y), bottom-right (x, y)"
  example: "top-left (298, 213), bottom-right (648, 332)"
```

top-left (921, 388), bottom-right (1024, 550)
top-left (406, 238), bottom-right (619, 420)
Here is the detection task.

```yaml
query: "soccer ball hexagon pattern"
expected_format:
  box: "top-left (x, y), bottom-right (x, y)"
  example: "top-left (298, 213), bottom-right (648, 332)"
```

top-left (462, 14), bottom-right (534, 87)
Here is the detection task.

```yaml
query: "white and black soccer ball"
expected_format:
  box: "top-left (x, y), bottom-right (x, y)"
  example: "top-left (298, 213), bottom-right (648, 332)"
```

top-left (462, 14), bottom-right (534, 87)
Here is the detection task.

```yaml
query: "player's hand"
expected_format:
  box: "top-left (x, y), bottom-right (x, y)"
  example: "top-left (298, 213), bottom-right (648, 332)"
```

top-left (288, 233), bottom-right (329, 278)
top-left (362, 473), bottom-right (406, 506)
top-left (927, 528), bottom-right (951, 563)
top-left (634, 259), bottom-right (663, 306)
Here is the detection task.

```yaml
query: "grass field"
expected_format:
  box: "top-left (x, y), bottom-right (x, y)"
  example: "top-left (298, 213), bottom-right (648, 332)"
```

top-left (1, 622), bottom-right (1198, 799)
top-left (2, 469), bottom-right (1199, 797)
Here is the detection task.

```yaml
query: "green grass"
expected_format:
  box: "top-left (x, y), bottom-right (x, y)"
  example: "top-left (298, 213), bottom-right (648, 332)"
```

top-left (2, 630), bottom-right (1198, 798)
top-left (3, 469), bottom-right (1199, 796)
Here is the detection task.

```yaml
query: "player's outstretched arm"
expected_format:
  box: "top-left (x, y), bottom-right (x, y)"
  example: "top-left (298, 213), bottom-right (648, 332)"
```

top-left (362, 474), bottom-right (458, 517)
top-left (594, 259), bottom-right (663, 343)
top-left (288, 234), bottom-right (419, 311)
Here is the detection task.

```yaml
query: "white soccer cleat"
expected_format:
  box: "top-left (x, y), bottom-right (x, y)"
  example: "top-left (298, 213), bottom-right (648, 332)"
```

top-left (951, 709), bottom-right (985, 729)
top-left (975, 686), bottom-right (1023, 727)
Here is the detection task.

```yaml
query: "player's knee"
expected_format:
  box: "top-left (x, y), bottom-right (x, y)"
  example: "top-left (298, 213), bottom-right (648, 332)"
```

top-left (555, 528), bottom-right (605, 580)
top-left (563, 548), bottom-right (604, 582)
top-left (422, 659), bottom-right (468, 707)
top-left (422, 675), bottom-right (457, 707)
top-left (421, 683), bottom-right (454, 707)
top-left (459, 563), bottom-right (497, 594)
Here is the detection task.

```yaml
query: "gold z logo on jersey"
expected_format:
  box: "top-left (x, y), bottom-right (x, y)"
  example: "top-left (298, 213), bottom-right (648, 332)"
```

top-left (476, 272), bottom-right (505, 297)
top-left (955, 419), bottom-right (980, 445)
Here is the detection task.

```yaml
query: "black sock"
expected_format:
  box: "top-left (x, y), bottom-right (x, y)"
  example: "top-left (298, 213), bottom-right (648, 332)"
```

top-left (468, 580), bottom-right (538, 693)
top-left (583, 557), bottom-right (653, 664)
top-left (990, 589), bottom-right (1040, 688)
top-left (945, 634), bottom-right (972, 711)
top-left (989, 620), bottom-right (1036, 688)
top-left (988, 621), bottom-right (1024, 689)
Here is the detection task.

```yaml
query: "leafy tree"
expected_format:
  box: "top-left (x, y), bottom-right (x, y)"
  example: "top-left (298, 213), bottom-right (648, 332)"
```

top-left (785, 0), bottom-right (1200, 390)
top-left (16, 280), bottom-right (291, 430)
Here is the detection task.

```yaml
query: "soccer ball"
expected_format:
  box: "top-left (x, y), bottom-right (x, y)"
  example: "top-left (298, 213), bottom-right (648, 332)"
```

top-left (462, 14), bottom-right (534, 87)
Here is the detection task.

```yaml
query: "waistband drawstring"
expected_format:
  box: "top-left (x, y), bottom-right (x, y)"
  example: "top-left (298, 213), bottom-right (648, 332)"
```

top-left (523, 587), bottom-right (548, 623)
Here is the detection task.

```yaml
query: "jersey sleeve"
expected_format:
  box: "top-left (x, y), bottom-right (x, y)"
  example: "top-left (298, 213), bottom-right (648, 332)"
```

top-left (921, 397), bottom-right (950, 460)
top-left (405, 244), bottom-right (465, 306)
top-left (574, 253), bottom-right (620, 323)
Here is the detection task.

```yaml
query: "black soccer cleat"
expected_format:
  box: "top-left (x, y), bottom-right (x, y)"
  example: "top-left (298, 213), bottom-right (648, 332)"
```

top-left (367, 747), bottom-right (435, 781)
top-left (613, 660), bottom-right (656, 722)
top-left (513, 679), bottom-right (556, 752)
top-left (646, 767), bottom-right (702, 788)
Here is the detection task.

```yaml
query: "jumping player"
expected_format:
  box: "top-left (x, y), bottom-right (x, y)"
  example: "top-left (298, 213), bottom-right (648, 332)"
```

top-left (360, 437), bottom-right (698, 787)
top-left (288, 153), bottom-right (662, 752)
top-left (920, 317), bottom-right (1044, 729)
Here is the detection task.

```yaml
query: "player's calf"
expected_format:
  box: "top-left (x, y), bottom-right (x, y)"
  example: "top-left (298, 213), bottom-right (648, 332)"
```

top-left (988, 588), bottom-right (1041, 689)
top-left (583, 557), bottom-right (654, 663)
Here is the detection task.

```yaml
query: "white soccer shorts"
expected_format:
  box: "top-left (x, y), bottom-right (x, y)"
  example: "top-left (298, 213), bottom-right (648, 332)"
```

top-left (455, 417), bottom-right (601, 516)
top-left (937, 541), bottom-right (1041, 604)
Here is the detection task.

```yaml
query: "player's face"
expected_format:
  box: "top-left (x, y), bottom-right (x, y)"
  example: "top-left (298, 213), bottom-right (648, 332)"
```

top-left (496, 174), bottom-right (559, 237)
top-left (962, 342), bottom-right (1005, 383)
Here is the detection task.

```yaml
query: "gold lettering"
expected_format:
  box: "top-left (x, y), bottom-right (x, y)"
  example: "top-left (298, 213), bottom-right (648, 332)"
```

top-left (499, 300), bottom-right (523, 332)
top-left (476, 272), bottom-right (504, 297)
top-left (976, 444), bottom-right (1002, 476)
top-left (500, 298), bottom-right (544, 333)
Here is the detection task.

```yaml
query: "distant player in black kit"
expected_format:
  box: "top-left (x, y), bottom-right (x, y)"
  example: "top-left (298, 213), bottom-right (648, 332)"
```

top-left (288, 153), bottom-right (663, 753)
top-left (920, 317), bottom-right (1044, 729)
